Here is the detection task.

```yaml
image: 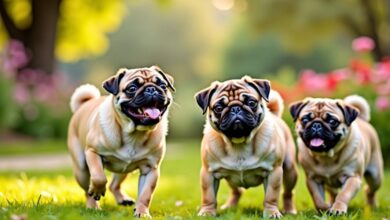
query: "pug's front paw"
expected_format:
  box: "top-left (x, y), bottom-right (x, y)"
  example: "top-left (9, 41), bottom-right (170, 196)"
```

top-left (198, 207), bottom-right (216, 217)
top-left (88, 177), bottom-right (107, 201)
top-left (263, 208), bottom-right (283, 219)
top-left (134, 204), bottom-right (152, 218)
top-left (329, 201), bottom-right (347, 215)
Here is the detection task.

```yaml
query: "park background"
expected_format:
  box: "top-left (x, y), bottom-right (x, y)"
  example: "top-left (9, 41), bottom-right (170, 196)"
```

top-left (0, 0), bottom-right (390, 219)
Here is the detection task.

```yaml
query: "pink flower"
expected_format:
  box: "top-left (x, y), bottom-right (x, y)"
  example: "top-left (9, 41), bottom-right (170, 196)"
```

top-left (350, 59), bottom-right (372, 84)
top-left (13, 83), bottom-right (30, 105)
top-left (376, 80), bottom-right (390, 95)
top-left (2, 39), bottom-right (29, 72)
top-left (298, 69), bottom-right (341, 94)
top-left (374, 59), bottom-right (390, 82)
top-left (299, 69), bottom-right (328, 93)
top-left (35, 84), bottom-right (55, 102)
top-left (375, 96), bottom-right (390, 111)
top-left (330, 69), bottom-right (351, 82)
top-left (352, 36), bottom-right (375, 52)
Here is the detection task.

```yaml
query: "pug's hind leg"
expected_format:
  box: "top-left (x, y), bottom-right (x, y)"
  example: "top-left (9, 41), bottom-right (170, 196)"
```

top-left (306, 178), bottom-right (330, 212)
top-left (75, 168), bottom-right (100, 209)
top-left (364, 163), bottom-right (383, 207)
top-left (282, 160), bottom-right (298, 215)
top-left (74, 165), bottom-right (100, 209)
top-left (110, 173), bottom-right (135, 206)
top-left (68, 138), bottom-right (99, 208)
top-left (220, 181), bottom-right (242, 210)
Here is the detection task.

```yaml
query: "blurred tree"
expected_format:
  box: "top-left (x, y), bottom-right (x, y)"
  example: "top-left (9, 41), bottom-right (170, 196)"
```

top-left (222, 23), bottom-right (353, 78)
top-left (0, 0), bottom-right (126, 75)
top-left (243, 0), bottom-right (390, 60)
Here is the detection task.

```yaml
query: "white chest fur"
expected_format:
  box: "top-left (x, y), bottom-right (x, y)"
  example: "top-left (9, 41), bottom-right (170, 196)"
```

top-left (99, 138), bottom-right (163, 174)
top-left (207, 140), bottom-right (277, 188)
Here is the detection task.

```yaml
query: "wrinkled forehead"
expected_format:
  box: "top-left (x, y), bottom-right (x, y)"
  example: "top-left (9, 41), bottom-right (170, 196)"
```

top-left (302, 99), bottom-right (343, 118)
top-left (121, 68), bottom-right (163, 85)
top-left (211, 80), bottom-right (257, 105)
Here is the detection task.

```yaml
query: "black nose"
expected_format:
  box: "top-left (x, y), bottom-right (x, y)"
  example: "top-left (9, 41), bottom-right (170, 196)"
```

top-left (311, 122), bottom-right (323, 133)
top-left (145, 86), bottom-right (158, 95)
top-left (230, 106), bottom-right (242, 114)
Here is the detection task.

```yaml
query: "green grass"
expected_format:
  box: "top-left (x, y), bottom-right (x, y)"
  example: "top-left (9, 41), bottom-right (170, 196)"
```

top-left (0, 140), bottom-right (67, 156)
top-left (0, 140), bottom-right (389, 219)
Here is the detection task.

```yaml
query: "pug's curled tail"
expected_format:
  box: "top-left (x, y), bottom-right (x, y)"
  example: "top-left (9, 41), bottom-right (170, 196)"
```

top-left (344, 95), bottom-right (370, 121)
top-left (70, 84), bottom-right (101, 113)
top-left (267, 90), bottom-right (284, 117)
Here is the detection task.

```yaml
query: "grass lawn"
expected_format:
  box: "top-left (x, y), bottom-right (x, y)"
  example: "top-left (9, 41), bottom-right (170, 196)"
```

top-left (0, 140), bottom-right (67, 156)
top-left (0, 140), bottom-right (389, 219)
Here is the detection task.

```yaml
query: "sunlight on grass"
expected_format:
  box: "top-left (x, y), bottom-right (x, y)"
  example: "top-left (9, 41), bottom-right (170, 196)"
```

top-left (0, 140), bottom-right (389, 219)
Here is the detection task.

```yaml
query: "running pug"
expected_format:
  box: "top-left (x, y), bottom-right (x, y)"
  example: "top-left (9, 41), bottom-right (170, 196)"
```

top-left (195, 76), bottom-right (298, 218)
top-left (67, 66), bottom-right (175, 218)
top-left (289, 95), bottom-right (383, 215)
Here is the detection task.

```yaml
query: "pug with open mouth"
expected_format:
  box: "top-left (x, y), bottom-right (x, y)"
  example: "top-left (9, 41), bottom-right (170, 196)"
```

top-left (195, 76), bottom-right (298, 218)
top-left (289, 95), bottom-right (383, 215)
top-left (67, 66), bottom-right (175, 218)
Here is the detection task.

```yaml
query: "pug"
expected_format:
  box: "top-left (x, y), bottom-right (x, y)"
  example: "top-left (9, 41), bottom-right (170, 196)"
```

top-left (195, 76), bottom-right (298, 218)
top-left (67, 66), bottom-right (175, 218)
top-left (289, 95), bottom-right (383, 215)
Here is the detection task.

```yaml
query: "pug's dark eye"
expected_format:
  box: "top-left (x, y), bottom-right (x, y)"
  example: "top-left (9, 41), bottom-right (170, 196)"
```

top-left (248, 100), bottom-right (258, 108)
top-left (328, 119), bottom-right (339, 127)
top-left (214, 105), bottom-right (223, 113)
top-left (126, 85), bottom-right (137, 94)
top-left (301, 117), bottom-right (311, 125)
top-left (160, 84), bottom-right (167, 90)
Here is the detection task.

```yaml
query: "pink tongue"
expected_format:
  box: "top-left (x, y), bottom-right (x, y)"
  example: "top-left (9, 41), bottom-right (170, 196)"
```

top-left (310, 138), bottom-right (324, 147)
top-left (144, 108), bottom-right (161, 119)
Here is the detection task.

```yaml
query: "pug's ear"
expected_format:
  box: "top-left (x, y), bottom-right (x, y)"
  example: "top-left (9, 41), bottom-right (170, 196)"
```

top-left (243, 76), bottom-right (270, 102)
top-left (152, 65), bottom-right (175, 92)
top-left (289, 100), bottom-right (308, 121)
top-left (102, 69), bottom-right (126, 95)
top-left (195, 82), bottom-right (219, 114)
top-left (337, 102), bottom-right (359, 126)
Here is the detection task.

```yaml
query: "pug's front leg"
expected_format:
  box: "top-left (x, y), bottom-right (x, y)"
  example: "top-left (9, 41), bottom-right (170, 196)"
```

top-left (198, 167), bottom-right (219, 216)
top-left (85, 149), bottom-right (107, 202)
top-left (330, 176), bottom-right (361, 215)
top-left (134, 167), bottom-right (159, 218)
top-left (263, 166), bottom-right (283, 219)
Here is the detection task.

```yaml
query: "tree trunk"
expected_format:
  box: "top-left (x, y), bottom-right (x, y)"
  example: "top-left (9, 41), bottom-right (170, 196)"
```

top-left (25, 0), bottom-right (62, 74)
top-left (361, 0), bottom-right (383, 61)
top-left (0, 0), bottom-right (62, 75)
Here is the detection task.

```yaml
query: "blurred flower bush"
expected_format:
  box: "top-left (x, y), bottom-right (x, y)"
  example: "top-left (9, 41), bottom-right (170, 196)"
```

top-left (273, 36), bottom-right (390, 163)
top-left (0, 40), bottom-right (71, 139)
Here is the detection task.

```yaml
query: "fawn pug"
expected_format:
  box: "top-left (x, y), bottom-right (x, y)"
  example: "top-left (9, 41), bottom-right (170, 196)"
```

top-left (67, 66), bottom-right (175, 217)
top-left (195, 76), bottom-right (298, 218)
top-left (289, 95), bottom-right (383, 215)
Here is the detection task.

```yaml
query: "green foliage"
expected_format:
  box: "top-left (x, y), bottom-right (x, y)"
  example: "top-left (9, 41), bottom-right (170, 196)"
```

top-left (0, 71), bottom-right (71, 139)
top-left (56, 0), bottom-right (127, 62)
top-left (11, 103), bottom-right (71, 139)
top-left (0, 141), bottom-right (390, 219)
top-left (243, 0), bottom-right (388, 54)
top-left (0, 74), bottom-right (18, 130)
top-left (222, 30), bottom-right (352, 78)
